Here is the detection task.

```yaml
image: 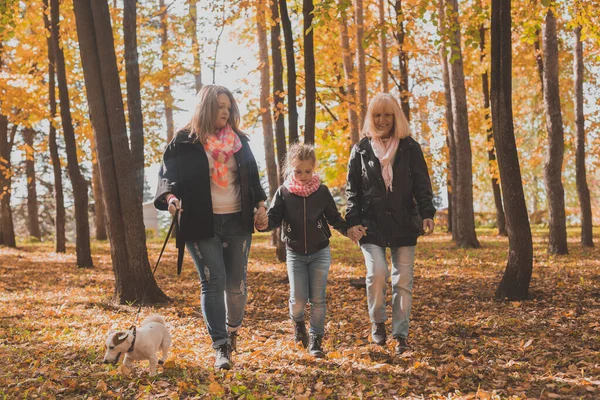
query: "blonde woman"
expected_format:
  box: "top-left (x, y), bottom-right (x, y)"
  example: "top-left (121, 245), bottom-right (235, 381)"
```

top-left (155, 85), bottom-right (268, 369)
top-left (345, 93), bottom-right (435, 354)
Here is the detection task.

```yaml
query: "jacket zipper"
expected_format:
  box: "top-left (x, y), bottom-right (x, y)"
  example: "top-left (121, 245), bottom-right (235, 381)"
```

top-left (304, 197), bottom-right (307, 253)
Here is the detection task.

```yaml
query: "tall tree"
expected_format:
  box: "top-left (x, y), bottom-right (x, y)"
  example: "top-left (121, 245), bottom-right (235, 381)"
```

top-left (393, 0), bottom-right (410, 120)
top-left (542, 8), bottom-right (568, 255)
top-left (339, 1), bottom-right (359, 143)
top-left (73, 0), bottom-right (168, 304)
top-left (573, 8), bottom-right (593, 247)
top-left (188, 0), bottom-right (202, 93)
top-left (438, 0), bottom-right (457, 239)
top-left (271, 0), bottom-right (286, 182)
top-left (303, 0), bottom-right (316, 144)
top-left (445, 0), bottom-right (479, 248)
top-left (42, 0), bottom-right (66, 252)
top-left (124, 0), bottom-right (145, 201)
top-left (378, 0), bottom-right (389, 93)
top-left (491, 0), bottom-right (533, 300)
top-left (51, 0), bottom-right (93, 267)
top-left (480, 23), bottom-right (506, 236)
top-left (23, 127), bottom-right (41, 240)
top-left (0, 116), bottom-right (16, 247)
top-left (355, 0), bottom-right (367, 127)
top-left (159, 0), bottom-right (174, 142)
top-left (278, 0), bottom-right (298, 144)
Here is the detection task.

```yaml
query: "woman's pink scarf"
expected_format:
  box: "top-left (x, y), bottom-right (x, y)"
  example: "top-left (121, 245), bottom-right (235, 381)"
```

top-left (204, 124), bottom-right (242, 188)
top-left (370, 135), bottom-right (399, 192)
top-left (284, 174), bottom-right (321, 197)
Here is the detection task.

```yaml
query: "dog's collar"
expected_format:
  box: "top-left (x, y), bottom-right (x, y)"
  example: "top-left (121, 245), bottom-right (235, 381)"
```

top-left (127, 326), bottom-right (137, 353)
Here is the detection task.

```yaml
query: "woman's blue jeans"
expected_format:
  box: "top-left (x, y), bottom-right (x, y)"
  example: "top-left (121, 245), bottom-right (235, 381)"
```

top-left (360, 244), bottom-right (415, 339)
top-left (186, 213), bottom-right (252, 349)
top-left (286, 246), bottom-right (331, 336)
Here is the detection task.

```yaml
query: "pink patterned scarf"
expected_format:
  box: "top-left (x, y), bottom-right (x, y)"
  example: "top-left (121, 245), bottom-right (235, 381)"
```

top-left (284, 174), bottom-right (321, 197)
top-left (204, 124), bottom-right (242, 188)
top-left (370, 135), bottom-right (399, 192)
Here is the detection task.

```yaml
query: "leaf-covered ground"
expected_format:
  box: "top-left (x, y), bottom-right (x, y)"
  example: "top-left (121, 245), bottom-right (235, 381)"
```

top-left (1, 228), bottom-right (599, 399)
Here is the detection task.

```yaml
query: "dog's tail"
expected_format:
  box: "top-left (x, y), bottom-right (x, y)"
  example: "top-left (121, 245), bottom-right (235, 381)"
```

top-left (141, 314), bottom-right (166, 327)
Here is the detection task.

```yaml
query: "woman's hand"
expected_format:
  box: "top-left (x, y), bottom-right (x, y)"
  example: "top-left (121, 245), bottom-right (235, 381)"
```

top-left (422, 218), bottom-right (435, 235)
top-left (167, 197), bottom-right (182, 216)
top-left (348, 225), bottom-right (367, 243)
top-left (254, 205), bottom-right (268, 230)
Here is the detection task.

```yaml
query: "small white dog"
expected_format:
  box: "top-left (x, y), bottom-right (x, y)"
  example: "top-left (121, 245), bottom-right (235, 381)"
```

top-left (103, 314), bottom-right (171, 376)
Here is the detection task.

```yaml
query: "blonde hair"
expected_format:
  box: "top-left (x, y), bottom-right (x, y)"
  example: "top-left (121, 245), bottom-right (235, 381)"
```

top-left (361, 93), bottom-right (410, 139)
top-left (183, 85), bottom-right (244, 144)
top-left (284, 143), bottom-right (316, 178)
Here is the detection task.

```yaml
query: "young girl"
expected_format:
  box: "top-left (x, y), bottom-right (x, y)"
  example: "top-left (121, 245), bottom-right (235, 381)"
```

top-left (256, 144), bottom-right (347, 358)
top-left (346, 93), bottom-right (435, 354)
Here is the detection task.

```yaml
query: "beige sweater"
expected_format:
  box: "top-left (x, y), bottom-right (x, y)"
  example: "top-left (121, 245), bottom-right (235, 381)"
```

top-left (207, 153), bottom-right (242, 214)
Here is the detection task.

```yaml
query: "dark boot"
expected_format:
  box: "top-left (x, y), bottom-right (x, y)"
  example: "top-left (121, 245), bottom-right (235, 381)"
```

top-left (395, 337), bottom-right (409, 354)
top-left (309, 334), bottom-right (325, 358)
top-left (294, 320), bottom-right (309, 348)
top-left (228, 331), bottom-right (238, 352)
top-left (371, 322), bottom-right (386, 345)
top-left (214, 342), bottom-right (232, 370)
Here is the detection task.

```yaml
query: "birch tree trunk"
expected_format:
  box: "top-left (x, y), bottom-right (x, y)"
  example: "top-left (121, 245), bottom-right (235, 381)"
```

top-left (491, 0), bottom-right (533, 300)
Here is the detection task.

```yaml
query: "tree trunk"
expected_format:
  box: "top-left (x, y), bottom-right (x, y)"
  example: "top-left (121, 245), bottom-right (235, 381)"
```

top-left (43, 0), bottom-right (66, 252)
top-left (339, 2), bottom-right (359, 144)
top-left (534, 30), bottom-right (544, 94)
top-left (445, 0), bottom-right (479, 248)
top-left (491, 0), bottom-right (533, 300)
top-left (542, 9), bottom-right (568, 255)
top-left (480, 23), bottom-right (506, 236)
top-left (271, 0), bottom-right (287, 261)
top-left (279, 0), bottom-right (298, 144)
top-left (573, 21), bottom-right (593, 247)
top-left (23, 128), bottom-right (41, 240)
top-left (378, 0), bottom-right (388, 93)
top-left (51, 0), bottom-right (94, 267)
top-left (159, 0), bottom-right (174, 142)
top-left (0, 116), bottom-right (16, 247)
top-left (188, 0), bottom-right (202, 93)
top-left (438, 0), bottom-right (457, 241)
top-left (271, 0), bottom-right (286, 183)
top-left (124, 0), bottom-right (144, 202)
top-left (394, 0), bottom-right (410, 121)
top-left (355, 0), bottom-right (367, 128)
top-left (73, 0), bottom-right (168, 304)
top-left (303, 0), bottom-right (316, 144)
top-left (92, 153), bottom-right (107, 240)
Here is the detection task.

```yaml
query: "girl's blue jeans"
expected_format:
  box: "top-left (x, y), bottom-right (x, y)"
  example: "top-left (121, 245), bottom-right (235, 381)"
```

top-left (360, 244), bottom-right (415, 339)
top-left (186, 212), bottom-right (252, 349)
top-left (286, 246), bottom-right (331, 336)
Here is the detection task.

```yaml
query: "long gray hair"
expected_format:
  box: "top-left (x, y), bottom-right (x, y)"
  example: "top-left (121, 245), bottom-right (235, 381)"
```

top-left (183, 85), bottom-right (244, 144)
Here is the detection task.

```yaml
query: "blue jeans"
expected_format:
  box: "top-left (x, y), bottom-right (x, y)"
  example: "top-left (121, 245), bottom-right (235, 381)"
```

top-left (286, 246), bottom-right (331, 336)
top-left (186, 213), bottom-right (252, 348)
top-left (360, 244), bottom-right (415, 339)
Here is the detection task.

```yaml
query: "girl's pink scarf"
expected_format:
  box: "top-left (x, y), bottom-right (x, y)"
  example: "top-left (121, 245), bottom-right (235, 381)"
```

top-left (284, 174), bottom-right (321, 197)
top-left (204, 124), bottom-right (242, 188)
top-left (370, 135), bottom-right (399, 192)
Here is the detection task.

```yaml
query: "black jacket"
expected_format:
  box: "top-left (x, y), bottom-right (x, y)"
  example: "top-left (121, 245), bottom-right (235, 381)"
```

top-left (265, 184), bottom-right (347, 254)
top-left (154, 129), bottom-right (267, 272)
top-left (345, 136), bottom-right (436, 247)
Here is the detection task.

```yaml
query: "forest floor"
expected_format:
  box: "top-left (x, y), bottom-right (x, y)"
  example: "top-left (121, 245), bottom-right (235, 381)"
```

top-left (1, 227), bottom-right (599, 399)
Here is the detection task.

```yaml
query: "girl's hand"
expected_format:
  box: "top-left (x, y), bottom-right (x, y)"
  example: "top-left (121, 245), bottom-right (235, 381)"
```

top-left (168, 197), bottom-right (183, 216)
top-left (348, 225), bottom-right (367, 243)
top-left (254, 207), bottom-right (268, 230)
top-left (422, 218), bottom-right (435, 235)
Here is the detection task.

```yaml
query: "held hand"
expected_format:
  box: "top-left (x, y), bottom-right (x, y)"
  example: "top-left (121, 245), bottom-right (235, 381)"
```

top-left (347, 225), bottom-right (367, 243)
top-left (167, 197), bottom-right (182, 217)
top-left (254, 207), bottom-right (268, 230)
top-left (422, 218), bottom-right (435, 236)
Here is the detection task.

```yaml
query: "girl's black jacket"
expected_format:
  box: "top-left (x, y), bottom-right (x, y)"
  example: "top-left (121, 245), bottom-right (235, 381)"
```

top-left (154, 130), bottom-right (267, 273)
top-left (264, 184), bottom-right (347, 254)
top-left (345, 135), bottom-right (436, 247)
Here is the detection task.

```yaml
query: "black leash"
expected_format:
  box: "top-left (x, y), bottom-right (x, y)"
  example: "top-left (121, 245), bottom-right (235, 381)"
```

top-left (131, 210), bottom-right (179, 328)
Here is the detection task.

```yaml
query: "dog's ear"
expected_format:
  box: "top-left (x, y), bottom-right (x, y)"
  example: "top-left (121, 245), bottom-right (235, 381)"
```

top-left (117, 332), bottom-right (129, 341)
